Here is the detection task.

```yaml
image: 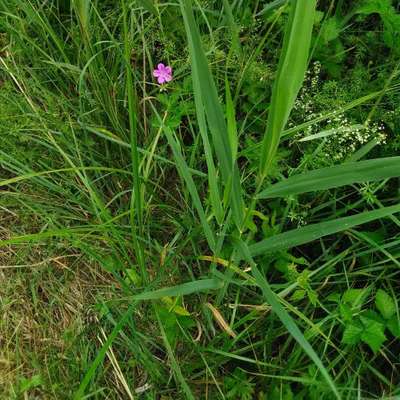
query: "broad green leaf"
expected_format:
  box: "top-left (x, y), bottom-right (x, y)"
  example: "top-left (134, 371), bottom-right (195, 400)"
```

top-left (73, 0), bottom-right (91, 36)
top-left (320, 17), bottom-right (341, 43)
top-left (259, 0), bottom-right (316, 180)
top-left (342, 322), bottom-right (363, 345)
top-left (327, 293), bottom-right (341, 303)
top-left (339, 303), bottom-right (353, 322)
top-left (258, 157), bottom-right (400, 199)
top-left (376, 289), bottom-right (397, 320)
top-left (125, 269), bottom-right (141, 286)
top-left (249, 204), bottom-right (400, 257)
top-left (291, 289), bottom-right (306, 301)
top-left (343, 288), bottom-right (370, 310)
top-left (191, 51), bottom-right (223, 224)
top-left (360, 319), bottom-right (386, 353)
top-left (355, 0), bottom-right (392, 16)
top-left (19, 375), bottom-right (42, 393)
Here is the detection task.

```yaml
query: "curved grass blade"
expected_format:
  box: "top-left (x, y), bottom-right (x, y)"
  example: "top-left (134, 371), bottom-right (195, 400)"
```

top-left (258, 157), bottom-right (400, 199)
top-left (259, 0), bottom-right (316, 181)
top-left (249, 204), bottom-right (400, 257)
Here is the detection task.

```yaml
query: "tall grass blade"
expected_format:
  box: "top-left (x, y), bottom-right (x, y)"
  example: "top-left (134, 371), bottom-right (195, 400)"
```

top-left (121, 0), bottom-right (147, 280)
top-left (222, 0), bottom-right (241, 55)
top-left (225, 77), bottom-right (238, 161)
top-left (258, 157), bottom-right (400, 199)
top-left (249, 204), bottom-right (400, 257)
top-left (191, 54), bottom-right (224, 223)
top-left (259, 0), bottom-right (316, 181)
top-left (179, 0), bottom-right (244, 228)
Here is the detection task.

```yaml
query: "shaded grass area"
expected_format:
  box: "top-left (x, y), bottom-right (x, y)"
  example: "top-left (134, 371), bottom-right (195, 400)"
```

top-left (0, 0), bottom-right (400, 399)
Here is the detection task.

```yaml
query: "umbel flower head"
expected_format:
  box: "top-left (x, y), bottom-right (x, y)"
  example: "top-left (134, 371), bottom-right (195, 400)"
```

top-left (153, 63), bottom-right (172, 84)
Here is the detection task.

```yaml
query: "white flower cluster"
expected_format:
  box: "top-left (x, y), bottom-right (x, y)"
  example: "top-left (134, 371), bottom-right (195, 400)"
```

top-left (323, 117), bottom-right (386, 161)
top-left (292, 62), bottom-right (387, 162)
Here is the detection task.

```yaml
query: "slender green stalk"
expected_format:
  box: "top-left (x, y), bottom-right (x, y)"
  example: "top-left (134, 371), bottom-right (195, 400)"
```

top-left (121, 0), bottom-right (147, 281)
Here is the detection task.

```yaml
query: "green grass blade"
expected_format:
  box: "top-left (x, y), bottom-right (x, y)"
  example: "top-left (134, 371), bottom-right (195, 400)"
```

top-left (249, 204), bottom-right (400, 257)
top-left (163, 127), bottom-right (217, 251)
top-left (191, 51), bottom-right (224, 224)
top-left (259, 0), bottom-right (316, 181)
top-left (257, 0), bottom-right (288, 16)
top-left (74, 303), bottom-right (137, 400)
top-left (235, 240), bottom-right (341, 399)
top-left (132, 279), bottom-right (223, 301)
top-left (258, 157), bottom-right (400, 199)
top-left (225, 76), bottom-right (238, 162)
top-left (298, 124), bottom-right (364, 142)
top-left (155, 310), bottom-right (196, 400)
top-left (222, 0), bottom-right (241, 55)
top-left (179, 0), bottom-right (244, 228)
top-left (121, 0), bottom-right (147, 281)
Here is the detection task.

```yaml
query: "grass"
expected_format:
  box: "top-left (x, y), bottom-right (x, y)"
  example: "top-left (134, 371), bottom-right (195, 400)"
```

top-left (1, 0), bottom-right (400, 399)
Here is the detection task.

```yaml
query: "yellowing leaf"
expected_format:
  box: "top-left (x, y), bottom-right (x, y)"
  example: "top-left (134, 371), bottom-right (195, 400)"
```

top-left (161, 296), bottom-right (191, 316)
top-left (206, 303), bottom-right (236, 338)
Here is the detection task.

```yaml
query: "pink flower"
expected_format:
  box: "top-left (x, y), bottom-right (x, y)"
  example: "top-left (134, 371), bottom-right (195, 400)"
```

top-left (153, 63), bottom-right (172, 84)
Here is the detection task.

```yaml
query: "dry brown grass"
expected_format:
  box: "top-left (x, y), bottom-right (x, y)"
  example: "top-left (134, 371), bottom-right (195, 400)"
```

top-left (0, 214), bottom-right (120, 398)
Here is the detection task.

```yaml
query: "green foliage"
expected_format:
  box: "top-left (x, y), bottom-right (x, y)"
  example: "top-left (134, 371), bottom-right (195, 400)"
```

top-left (224, 368), bottom-right (255, 400)
top-left (355, 0), bottom-right (400, 53)
top-left (341, 288), bottom-right (399, 352)
top-left (1, 0), bottom-right (400, 399)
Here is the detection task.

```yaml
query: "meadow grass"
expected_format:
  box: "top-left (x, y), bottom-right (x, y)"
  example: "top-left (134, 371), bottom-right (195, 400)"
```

top-left (1, 1), bottom-right (400, 399)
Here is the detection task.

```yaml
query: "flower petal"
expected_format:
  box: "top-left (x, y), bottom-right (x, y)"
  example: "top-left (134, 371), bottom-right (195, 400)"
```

top-left (157, 76), bottom-right (166, 84)
top-left (157, 63), bottom-right (165, 70)
top-left (165, 66), bottom-right (172, 74)
top-left (164, 74), bottom-right (172, 82)
top-left (153, 70), bottom-right (161, 77)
